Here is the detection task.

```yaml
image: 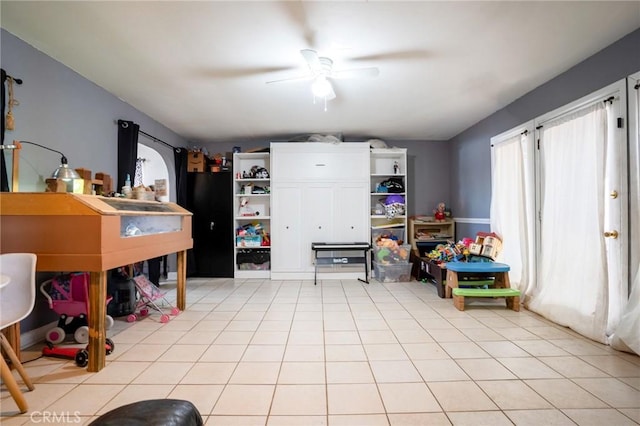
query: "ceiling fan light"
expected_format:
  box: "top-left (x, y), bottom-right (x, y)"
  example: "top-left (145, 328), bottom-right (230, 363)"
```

top-left (311, 76), bottom-right (332, 98)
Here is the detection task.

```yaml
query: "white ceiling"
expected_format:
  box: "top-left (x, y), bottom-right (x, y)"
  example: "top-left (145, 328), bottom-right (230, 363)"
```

top-left (2, 1), bottom-right (639, 143)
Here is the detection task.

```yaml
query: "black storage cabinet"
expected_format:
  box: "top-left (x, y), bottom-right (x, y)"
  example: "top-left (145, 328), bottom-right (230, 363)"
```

top-left (186, 172), bottom-right (233, 277)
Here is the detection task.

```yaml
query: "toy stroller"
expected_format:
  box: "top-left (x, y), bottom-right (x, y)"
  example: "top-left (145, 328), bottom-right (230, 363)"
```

top-left (127, 274), bottom-right (180, 323)
top-left (40, 272), bottom-right (114, 344)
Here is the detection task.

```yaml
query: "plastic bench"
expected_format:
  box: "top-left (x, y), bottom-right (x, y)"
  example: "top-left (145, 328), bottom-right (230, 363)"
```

top-left (452, 287), bottom-right (521, 311)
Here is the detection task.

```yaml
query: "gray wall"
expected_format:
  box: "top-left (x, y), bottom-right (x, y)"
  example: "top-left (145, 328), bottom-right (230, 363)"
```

top-left (1, 29), bottom-right (190, 330)
top-left (448, 27), bottom-right (640, 231)
top-left (198, 139), bottom-right (452, 222)
top-left (1, 30), bottom-right (188, 193)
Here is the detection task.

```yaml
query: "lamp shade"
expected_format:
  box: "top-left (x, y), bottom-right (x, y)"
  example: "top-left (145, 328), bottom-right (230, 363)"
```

top-left (311, 76), bottom-right (333, 98)
top-left (51, 156), bottom-right (80, 180)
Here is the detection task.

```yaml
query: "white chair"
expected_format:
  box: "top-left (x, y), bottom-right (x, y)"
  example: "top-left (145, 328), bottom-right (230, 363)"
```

top-left (0, 253), bottom-right (37, 414)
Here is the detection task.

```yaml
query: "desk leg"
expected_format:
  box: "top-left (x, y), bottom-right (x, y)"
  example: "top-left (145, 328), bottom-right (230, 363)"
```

top-left (176, 250), bottom-right (186, 311)
top-left (87, 271), bottom-right (107, 372)
top-left (314, 252), bottom-right (318, 286)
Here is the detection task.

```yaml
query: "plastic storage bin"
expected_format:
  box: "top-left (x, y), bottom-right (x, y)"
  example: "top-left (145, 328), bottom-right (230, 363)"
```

top-left (238, 261), bottom-right (270, 270)
top-left (373, 261), bottom-right (412, 283)
top-left (372, 244), bottom-right (411, 264)
top-left (372, 228), bottom-right (405, 245)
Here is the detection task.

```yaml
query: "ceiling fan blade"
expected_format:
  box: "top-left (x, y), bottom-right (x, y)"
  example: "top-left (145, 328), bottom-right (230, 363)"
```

top-left (350, 49), bottom-right (431, 62)
top-left (300, 49), bottom-right (322, 73)
top-left (280, 1), bottom-right (316, 48)
top-left (194, 65), bottom-right (298, 79)
top-left (266, 75), bottom-right (313, 84)
top-left (331, 67), bottom-right (380, 79)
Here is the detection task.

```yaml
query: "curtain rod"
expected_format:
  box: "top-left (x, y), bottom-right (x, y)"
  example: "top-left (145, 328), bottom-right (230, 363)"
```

top-left (115, 120), bottom-right (179, 150)
top-left (138, 129), bottom-right (177, 150)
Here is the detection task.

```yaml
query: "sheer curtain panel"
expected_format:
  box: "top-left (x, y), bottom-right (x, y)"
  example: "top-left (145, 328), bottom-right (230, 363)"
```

top-left (490, 126), bottom-right (536, 299)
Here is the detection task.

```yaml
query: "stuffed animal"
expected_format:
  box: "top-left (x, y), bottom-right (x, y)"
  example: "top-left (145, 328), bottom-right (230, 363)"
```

top-left (434, 202), bottom-right (446, 222)
top-left (239, 197), bottom-right (255, 216)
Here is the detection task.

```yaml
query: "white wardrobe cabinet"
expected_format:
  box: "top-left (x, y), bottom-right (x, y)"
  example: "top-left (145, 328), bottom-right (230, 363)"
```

top-left (270, 142), bottom-right (370, 280)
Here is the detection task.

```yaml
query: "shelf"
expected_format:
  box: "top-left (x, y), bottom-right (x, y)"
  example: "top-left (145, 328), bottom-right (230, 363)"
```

top-left (409, 218), bottom-right (456, 252)
top-left (371, 192), bottom-right (405, 196)
top-left (235, 245), bottom-right (270, 249)
top-left (371, 215), bottom-right (406, 219)
top-left (371, 173), bottom-right (406, 178)
top-left (234, 152), bottom-right (272, 276)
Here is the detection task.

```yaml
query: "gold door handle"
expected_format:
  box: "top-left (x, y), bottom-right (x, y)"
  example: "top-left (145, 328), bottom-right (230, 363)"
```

top-left (604, 230), bottom-right (618, 239)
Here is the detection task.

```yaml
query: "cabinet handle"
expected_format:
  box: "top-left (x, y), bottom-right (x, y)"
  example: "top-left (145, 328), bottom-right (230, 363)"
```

top-left (318, 226), bottom-right (322, 229)
top-left (286, 226), bottom-right (289, 229)
top-left (351, 226), bottom-right (354, 229)
top-left (315, 163), bottom-right (326, 167)
top-left (210, 222), bottom-right (215, 230)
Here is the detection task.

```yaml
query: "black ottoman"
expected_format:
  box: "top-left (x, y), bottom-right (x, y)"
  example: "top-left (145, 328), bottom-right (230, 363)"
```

top-left (90, 399), bottom-right (203, 426)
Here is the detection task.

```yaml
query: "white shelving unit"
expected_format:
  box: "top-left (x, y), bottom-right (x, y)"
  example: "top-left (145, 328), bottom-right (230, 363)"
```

top-left (370, 148), bottom-right (408, 245)
top-left (233, 152), bottom-right (271, 278)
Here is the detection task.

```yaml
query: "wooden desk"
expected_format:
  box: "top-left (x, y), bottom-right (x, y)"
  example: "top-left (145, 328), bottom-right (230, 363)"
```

top-left (0, 193), bottom-right (192, 372)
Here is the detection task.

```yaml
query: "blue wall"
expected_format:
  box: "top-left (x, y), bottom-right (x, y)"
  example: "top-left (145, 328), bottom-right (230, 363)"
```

top-left (448, 27), bottom-right (640, 238)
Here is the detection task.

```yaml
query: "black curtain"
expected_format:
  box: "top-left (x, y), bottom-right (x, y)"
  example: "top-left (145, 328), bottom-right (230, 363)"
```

top-left (1, 69), bottom-right (10, 192)
top-left (174, 147), bottom-right (188, 207)
top-left (117, 119), bottom-right (139, 190)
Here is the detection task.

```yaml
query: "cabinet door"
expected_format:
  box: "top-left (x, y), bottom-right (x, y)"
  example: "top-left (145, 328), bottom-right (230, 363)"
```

top-left (187, 173), bottom-right (233, 277)
top-left (271, 143), bottom-right (370, 182)
top-left (334, 182), bottom-right (369, 242)
top-left (303, 183), bottom-right (334, 270)
top-left (271, 184), bottom-right (303, 272)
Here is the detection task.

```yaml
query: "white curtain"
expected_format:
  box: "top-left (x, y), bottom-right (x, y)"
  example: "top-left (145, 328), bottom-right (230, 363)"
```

top-left (490, 131), bottom-right (536, 298)
top-left (610, 75), bottom-right (640, 354)
top-left (529, 102), bottom-right (611, 343)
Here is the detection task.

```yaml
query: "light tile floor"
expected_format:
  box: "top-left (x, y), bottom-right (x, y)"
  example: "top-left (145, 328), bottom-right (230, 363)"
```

top-left (1, 278), bottom-right (639, 425)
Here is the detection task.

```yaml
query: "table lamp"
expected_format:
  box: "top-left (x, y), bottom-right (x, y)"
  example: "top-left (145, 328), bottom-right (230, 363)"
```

top-left (0, 140), bottom-right (81, 192)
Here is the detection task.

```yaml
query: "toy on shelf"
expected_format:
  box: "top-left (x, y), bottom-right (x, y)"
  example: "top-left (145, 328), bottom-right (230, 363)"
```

top-left (236, 222), bottom-right (270, 247)
top-left (427, 240), bottom-right (466, 263)
top-left (239, 197), bottom-right (256, 216)
top-left (433, 202), bottom-right (447, 222)
top-left (468, 232), bottom-right (503, 261)
top-left (381, 194), bottom-right (405, 219)
top-left (428, 232), bottom-right (503, 264)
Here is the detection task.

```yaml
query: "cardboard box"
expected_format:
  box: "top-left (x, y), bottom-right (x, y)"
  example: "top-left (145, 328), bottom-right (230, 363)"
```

top-left (236, 235), bottom-right (262, 247)
top-left (188, 151), bottom-right (205, 172)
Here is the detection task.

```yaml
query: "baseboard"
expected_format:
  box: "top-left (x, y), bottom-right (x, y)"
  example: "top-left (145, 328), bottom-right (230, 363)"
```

top-left (20, 321), bottom-right (57, 350)
top-left (454, 217), bottom-right (490, 224)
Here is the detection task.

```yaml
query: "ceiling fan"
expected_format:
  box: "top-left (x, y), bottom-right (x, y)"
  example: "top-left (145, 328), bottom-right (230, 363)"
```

top-left (266, 49), bottom-right (380, 103)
